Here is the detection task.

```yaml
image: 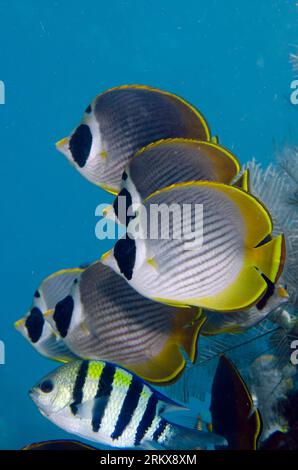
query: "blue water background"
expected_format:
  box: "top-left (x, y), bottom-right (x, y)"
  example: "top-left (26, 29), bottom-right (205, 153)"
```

top-left (0, 0), bottom-right (297, 449)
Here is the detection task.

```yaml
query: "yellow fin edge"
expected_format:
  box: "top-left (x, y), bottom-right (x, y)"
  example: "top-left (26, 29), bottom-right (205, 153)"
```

top-left (99, 84), bottom-right (211, 141)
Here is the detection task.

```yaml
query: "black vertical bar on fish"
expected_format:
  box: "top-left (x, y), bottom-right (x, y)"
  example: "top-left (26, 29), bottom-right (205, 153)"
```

top-left (134, 394), bottom-right (158, 446)
top-left (111, 375), bottom-right (143, 440)
top-left (70, 361), bottom-right (89, 415)
top-left (92, 363), bottom-right (116, 432)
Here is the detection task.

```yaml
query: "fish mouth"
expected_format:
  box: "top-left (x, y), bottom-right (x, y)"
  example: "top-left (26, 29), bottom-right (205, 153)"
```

top-left (29, 389), bottom-right (50, 417)
top-left (28, 388), bottom-right (39, 406)
top-left (14, 317), bottom-right (26, 332)
top-left (55, 137), bottom-right (69, 150)
top-left (28, 387), bottom-right (36, 401)
top-left (39, 408), bottom-right (49, 418)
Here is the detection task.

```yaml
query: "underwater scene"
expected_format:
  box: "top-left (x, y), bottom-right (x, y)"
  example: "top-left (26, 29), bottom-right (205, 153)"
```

top-left (1, 0), bottom-right (298, 452)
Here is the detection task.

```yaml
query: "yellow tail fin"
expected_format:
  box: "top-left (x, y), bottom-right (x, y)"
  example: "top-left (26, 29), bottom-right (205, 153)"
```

top-left (253, 234), bottom-right (286, 282)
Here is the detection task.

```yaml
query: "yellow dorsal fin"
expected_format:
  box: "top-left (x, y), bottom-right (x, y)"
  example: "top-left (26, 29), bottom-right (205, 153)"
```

top-left (194, 141), bottom-right (240, 184)
top-left (233, 169), bottom-right (250, 192)
top-left (146, 181), bottom-right (273, 247)
top-left (100, 84), bottom-right (211, 141)
top-left (211, 135), bottom-right (219, 144)
top-left (44, 268), bottom-right (84, 283)
top-left (208, 182), bottom-right (273, 247)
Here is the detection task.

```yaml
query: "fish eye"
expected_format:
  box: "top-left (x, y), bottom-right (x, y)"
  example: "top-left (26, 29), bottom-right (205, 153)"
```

top-left (39, 379), bottom-right (54, 394)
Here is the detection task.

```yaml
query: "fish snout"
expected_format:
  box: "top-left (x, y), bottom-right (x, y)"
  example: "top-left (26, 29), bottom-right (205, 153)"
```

top-left (278, 286), bottom-right (290, 300)
top-left (55, 137), bottom-right (70, 157)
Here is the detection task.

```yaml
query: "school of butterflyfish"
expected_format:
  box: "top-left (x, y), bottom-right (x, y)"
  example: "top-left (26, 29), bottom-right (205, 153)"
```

top-left (17, 85), bottom-right (289, 450)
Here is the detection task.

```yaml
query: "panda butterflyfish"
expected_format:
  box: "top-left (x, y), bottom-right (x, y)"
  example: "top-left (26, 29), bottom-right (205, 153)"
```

top-left (44, 261), bottom-right (205, 384)
top-left (111, 138), bottom-right (241, 225)
top-left (102, 181), bottom-right (285, 312)
top-left (15, 268), bottom-right (82, 362)
top-left (56, 85), bottom-right (211, 193)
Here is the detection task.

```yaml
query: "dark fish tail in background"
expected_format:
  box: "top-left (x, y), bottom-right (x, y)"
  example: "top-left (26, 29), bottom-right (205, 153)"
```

top-left (210, 355), bottom-right (262, 450)
top-left (21, 440), bottom-right (98, 451)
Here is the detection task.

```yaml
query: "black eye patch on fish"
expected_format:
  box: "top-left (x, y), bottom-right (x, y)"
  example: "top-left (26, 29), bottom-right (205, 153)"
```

top-left (69, 124), bottom-right (92, 168)
top-left (53, 295), bottom-right (74, 338)
top-left (113, 188), bottom-right (134, 226)
top-left (114, 237), bottom-right (136, 280)
top-left (25, 307), bottom-right (44, 344)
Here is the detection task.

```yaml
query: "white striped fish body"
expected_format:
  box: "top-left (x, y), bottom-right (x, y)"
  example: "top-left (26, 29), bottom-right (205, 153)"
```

top-left (111, 138), bottom-right (240, 225)
top-left (102, 182), bottom-right (285, 312)
top-left (46, 262), bottom-right (203, 384)
top-left (56, 85), bottom-right (211, 193)
top-left (62, 263), bottom-right (172, 363)
top-left (31, 360), bottom-right (223, 449)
